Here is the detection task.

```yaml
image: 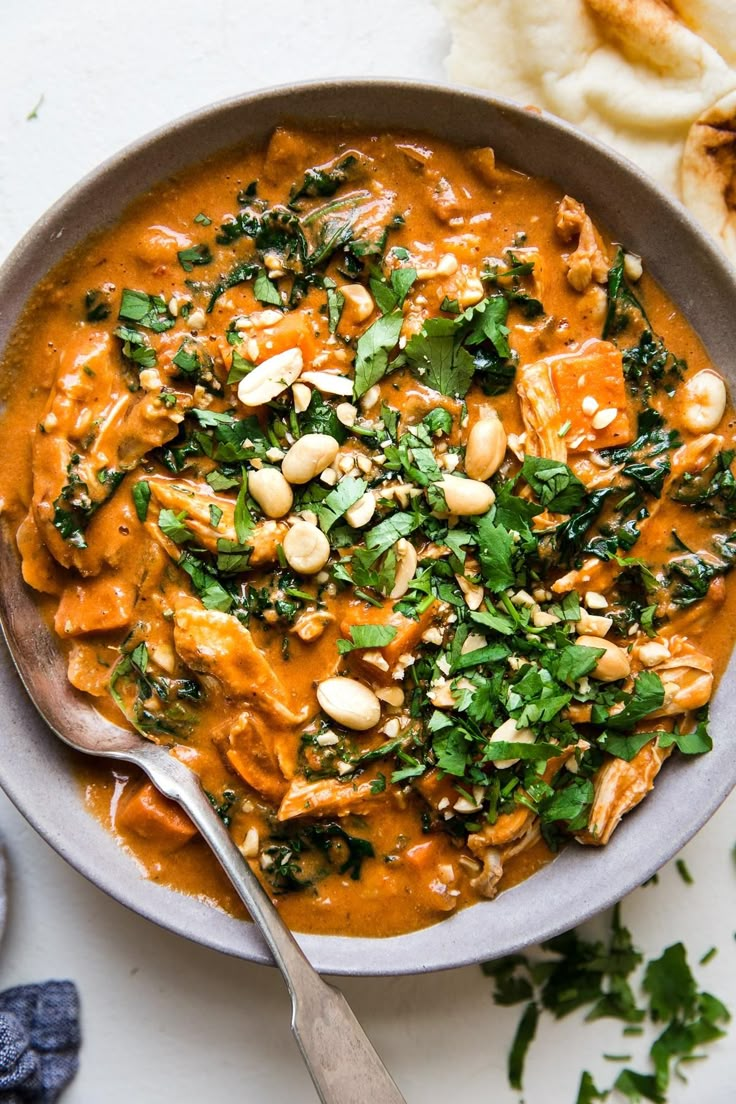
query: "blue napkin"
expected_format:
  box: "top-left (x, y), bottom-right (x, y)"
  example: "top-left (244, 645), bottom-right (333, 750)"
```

top-left (0, 982), bottom-right (79, 1102)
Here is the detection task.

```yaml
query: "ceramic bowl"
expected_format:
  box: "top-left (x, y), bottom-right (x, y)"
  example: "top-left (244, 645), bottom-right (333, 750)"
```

top-left (1, 80), bottom-right (734, 975)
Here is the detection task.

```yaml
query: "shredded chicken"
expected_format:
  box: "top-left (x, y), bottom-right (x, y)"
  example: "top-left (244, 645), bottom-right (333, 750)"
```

top-left (576, 742), bottom-right (671, 846)
top-left (516, 361), bottom-right (567, 461)
top-left (555, 195), bottom-right (610, 292)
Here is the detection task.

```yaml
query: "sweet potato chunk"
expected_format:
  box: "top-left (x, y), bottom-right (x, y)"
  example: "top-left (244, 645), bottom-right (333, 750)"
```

top-left (340, 598), bottom-right (442, 684)
top-left (550, 340), bottom-right (632, 452)
top-left (254, 311), bottom-right (319, 366)
top-left (117, 781), bottom-right (196, 852)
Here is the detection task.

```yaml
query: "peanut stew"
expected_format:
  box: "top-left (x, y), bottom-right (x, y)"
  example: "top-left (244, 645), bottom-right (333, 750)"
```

top-left (2, 127), bottom-right (735, 937)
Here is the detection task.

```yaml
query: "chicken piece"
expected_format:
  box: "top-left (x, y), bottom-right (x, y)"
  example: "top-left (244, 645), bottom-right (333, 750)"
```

top-left (469, 822), bottom-right (542, 899)
top-left (468, 807), bottom-right (534, 852)
top-left (415, 768), bottom-right (461, 810)
top-left (226, 712), bottom-right (289, 804)
top-left (340, 598), bottom-right (444, 685)
top-left (262, 127), bottom-right (313, 185)
top-left (555, 196), bottom-right (610, 292)
top-left (54, 570), bottom-right (139, 637)
top-left (465, 746), bottom-right (577, 897)
top-left (549, 341), bottom-right (633, 452)
top-left (32, 329), bottom-right (191, 572)
top-left (136, 225), bottom-right (192, 268)
top-left (277, 774), bottom-right (382, 821)
top-left (670, 434), bottom-right (724, 477)
top-left (67, 642), bottom-right (119, 696)
top-left (173, 600), bottom-right (306, 726)
top-left (117, 780), bottom-right (197, 852)
top-left (16, 511), bottom-right (63, 595)
top-left (552, 556), bottom-right (620, 595)
top-left (468, 147), bottom-right (528, 187)
top-left (402, 839), bottom-right (458, 914)
top-left (643, 638), bottom-right (714, 718)
top-left (146, 477), bottom-right (287, 564)
top-left (576, 742), bottom-right (671, 846)
top-left (516, 361), bottom-right (567, 461)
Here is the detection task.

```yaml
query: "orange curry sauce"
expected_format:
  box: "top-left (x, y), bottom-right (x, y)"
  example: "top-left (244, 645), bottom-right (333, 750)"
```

top-left (1, 128), bottom-right (735, 937)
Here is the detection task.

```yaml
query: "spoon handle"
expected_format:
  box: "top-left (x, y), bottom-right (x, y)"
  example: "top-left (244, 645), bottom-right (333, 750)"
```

top-left (135, 744), bottom-right (406, 1104)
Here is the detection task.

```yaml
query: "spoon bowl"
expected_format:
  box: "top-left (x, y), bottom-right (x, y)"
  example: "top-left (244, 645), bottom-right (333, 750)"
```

top-left (0, 529), bottom-right (405, 1104)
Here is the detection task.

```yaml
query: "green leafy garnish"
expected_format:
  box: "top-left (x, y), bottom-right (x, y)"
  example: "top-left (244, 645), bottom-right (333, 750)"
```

top-left (337, 625), bottom-right (398, 654)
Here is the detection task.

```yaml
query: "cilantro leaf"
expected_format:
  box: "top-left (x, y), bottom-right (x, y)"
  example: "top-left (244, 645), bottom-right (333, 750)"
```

top-left (370, 267), bottom-right (417, 314)
top-left (336, 625), bottom-right (397, 654)
top-left (658, 713), bottom-right (712, 755)
top-left (132, 480), bottom-right (151, 522)
top-left (405, 317), bottom-right (475, 398)
top-left (613, 1068), bottom-right (664, 1103)
top-left (556, 643), bottom-right (604, 688)
top-left (254, 269), bottom-right (282, 307)
top-left (323, 277), bottom-right (345, 333)
top-left (606, 672), bottom-right (664, 730)
top-left (179, 552), bottom-right (232, 612)
top-left (353, 310), bottom-right (403, 398)
top-left (465, 295), bottom-right (510, 358)
top-left (540, 777), bottom-right (594, 831)
top-left (316, 477), bottom-right (367, 532)
top-left (365, 512), bottom-right (423, 557)
top-left (476, 516), bottom-right (515, 592)
top-left (177, 243), bottom-right (213, 272)
top-left (432, 727), bottom-right (469, 776)
top-left (118, 288), bottom-right (175, 332)
top-left (575, 1072), bottom-right (608, 1104)
top-left (508, 1002), bottom-right (538, 1090)
top-left (158, 508), bottom-right (190, 544)
top-left (234, 476), bottom-right (254, 545)
top-left (598, 731), bottom-right (657, 762)
top-left (643, 943), bottom-right (697, 1023)
top-left (522, 455), bottom-right (587, 514)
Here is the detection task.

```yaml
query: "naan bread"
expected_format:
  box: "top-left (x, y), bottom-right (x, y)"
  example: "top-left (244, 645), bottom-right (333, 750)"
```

top-left (671, 0), bottom-right (736, 66)
top-left (683, 90), bottom-right (736, 259)
top-left (440, 0), bottom-right (736, 196)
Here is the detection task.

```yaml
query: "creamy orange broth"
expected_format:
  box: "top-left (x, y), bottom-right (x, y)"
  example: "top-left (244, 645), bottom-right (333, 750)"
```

top-left (2, 128), bottom-right (735, 938)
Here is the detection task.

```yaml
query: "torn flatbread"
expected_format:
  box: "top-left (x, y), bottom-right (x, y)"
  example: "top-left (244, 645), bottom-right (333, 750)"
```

top-left (683, 89), bottom-right (736, 260)
top-left (440, 0), bottom-right (736, 196)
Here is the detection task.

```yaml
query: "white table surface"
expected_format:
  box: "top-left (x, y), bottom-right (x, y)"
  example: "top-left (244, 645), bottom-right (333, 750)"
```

top-left (0, 3), bottom-right (734, 1101)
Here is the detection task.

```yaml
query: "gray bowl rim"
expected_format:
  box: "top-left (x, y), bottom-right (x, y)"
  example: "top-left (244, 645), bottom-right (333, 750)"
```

top-left (0, 76), bottom-right (734, 977)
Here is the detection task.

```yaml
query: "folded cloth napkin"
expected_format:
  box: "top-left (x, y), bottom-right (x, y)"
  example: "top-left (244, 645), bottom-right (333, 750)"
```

top-left (0, 982), bottom-right (80, 1102)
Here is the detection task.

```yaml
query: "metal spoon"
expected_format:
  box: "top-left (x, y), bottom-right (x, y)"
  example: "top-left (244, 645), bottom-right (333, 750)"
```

top-left (0, 533), bottom-right (406, 1104)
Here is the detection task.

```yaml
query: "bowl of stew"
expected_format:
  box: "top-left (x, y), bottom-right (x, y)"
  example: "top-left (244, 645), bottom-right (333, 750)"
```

top-left (1, 80), bottom-right (735, 975)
